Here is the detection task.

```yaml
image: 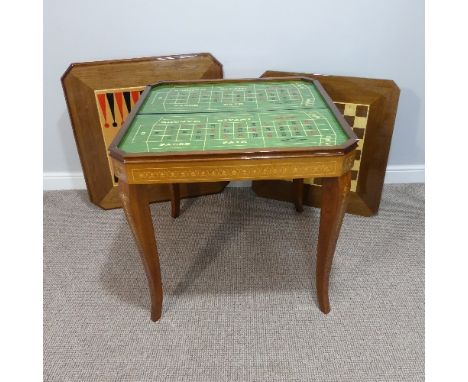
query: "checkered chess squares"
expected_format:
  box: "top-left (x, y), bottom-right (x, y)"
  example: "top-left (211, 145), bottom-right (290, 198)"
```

top-left (304, 102), bottom-right (369, 192)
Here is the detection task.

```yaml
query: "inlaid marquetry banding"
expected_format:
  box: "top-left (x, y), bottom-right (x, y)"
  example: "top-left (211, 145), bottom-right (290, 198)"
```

top-left (127, 156), bottom-right (353, 184)
top-left (132, 164), bottom-right (331, 182)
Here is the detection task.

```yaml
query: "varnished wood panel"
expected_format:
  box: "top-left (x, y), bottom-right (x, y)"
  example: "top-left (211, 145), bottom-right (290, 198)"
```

top-left (61, 53), bottom-right (228, 210)
top-left (252, 70), bottom-right (400, 216)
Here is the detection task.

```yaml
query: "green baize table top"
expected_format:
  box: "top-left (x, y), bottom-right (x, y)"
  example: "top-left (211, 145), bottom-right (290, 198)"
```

top-left (118, 80), bottom-right (349, 154)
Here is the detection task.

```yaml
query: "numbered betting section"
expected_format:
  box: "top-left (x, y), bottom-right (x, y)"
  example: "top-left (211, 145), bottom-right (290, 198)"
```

top-left (118, 80), bottom-right (349, 154)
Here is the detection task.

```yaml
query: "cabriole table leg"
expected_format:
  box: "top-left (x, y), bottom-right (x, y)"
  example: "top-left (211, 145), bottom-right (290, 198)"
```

top-left (316, 171), bottom-right (351, 314)
top-left (118, 180), bottom-right (164, 321)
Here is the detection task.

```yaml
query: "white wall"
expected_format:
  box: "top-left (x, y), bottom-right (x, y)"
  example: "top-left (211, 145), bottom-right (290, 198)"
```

top-left (44, 0), bottom-right (424, 185)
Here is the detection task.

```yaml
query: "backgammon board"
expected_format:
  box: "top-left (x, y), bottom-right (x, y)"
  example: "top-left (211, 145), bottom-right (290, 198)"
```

top-left (62, 53), bottom-right (228, 209)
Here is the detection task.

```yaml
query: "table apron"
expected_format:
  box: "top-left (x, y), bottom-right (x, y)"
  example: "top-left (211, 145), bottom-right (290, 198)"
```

top-left (112, 152), bottom-right (355, 184)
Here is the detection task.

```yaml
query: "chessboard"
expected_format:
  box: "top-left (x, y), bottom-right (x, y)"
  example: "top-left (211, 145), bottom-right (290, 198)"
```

top-left (305, 102), bottom-right (369, 192)
top-left (118, 80), bottom-right (351, 154)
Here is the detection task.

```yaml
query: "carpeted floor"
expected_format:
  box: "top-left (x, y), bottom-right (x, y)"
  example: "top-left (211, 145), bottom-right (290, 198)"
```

top-left (43, 184), bottom-right (424, 382)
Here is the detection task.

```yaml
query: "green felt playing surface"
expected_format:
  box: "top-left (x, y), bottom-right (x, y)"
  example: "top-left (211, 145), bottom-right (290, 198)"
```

top-left (118, 80), bottom-right (349, 154)
top-left (139, 81), bottom-right (327, 114)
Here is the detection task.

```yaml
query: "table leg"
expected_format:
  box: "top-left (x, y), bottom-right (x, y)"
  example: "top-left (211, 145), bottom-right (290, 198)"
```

top-left (316, 172), bottom-right (351, 314)
top-left (292, 178), bottom-right (304, 212)
top-left (118, 180), bottom-right (163, 321)
top-left (170, 183), bottom-right (180, 218)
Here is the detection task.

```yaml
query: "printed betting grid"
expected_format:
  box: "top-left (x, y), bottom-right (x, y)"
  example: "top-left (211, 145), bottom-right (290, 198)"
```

top-left (119, 81), bottom-right (348, 153)
top-left (143, 82), bottom-right (320, 113)
top-left (128, 110), bottom-right (342, 153)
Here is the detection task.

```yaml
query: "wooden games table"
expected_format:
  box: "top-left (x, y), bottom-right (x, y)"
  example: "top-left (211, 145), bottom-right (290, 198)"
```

top-left (110, 77), bottom-right (358, 321)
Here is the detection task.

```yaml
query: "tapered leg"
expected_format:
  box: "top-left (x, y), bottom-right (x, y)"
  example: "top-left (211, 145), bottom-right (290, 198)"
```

top-left (170, 183), bottom-right (180, 218)
top-left (292, 178), bottom-right (304, 212)
top-left (316, 172), bottom-right (351, 314)
top-left (119, 180), bottom-right (163, 321)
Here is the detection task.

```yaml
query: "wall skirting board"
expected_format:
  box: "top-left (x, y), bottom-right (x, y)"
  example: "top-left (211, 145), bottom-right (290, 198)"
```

top-left (43, 165), bottom-right (424, 191)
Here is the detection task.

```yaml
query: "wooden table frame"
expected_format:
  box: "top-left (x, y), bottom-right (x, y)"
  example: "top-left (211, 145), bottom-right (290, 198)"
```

top-left (109, 77), bottom-right (358, 321)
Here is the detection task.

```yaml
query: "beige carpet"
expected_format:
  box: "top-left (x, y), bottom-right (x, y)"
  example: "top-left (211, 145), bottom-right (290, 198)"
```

top-left (44, 184), bottom-right (424, 381)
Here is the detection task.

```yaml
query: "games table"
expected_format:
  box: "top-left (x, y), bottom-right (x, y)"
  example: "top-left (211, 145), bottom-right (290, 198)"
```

top-left (109, 77), bottom-right (358, 321)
